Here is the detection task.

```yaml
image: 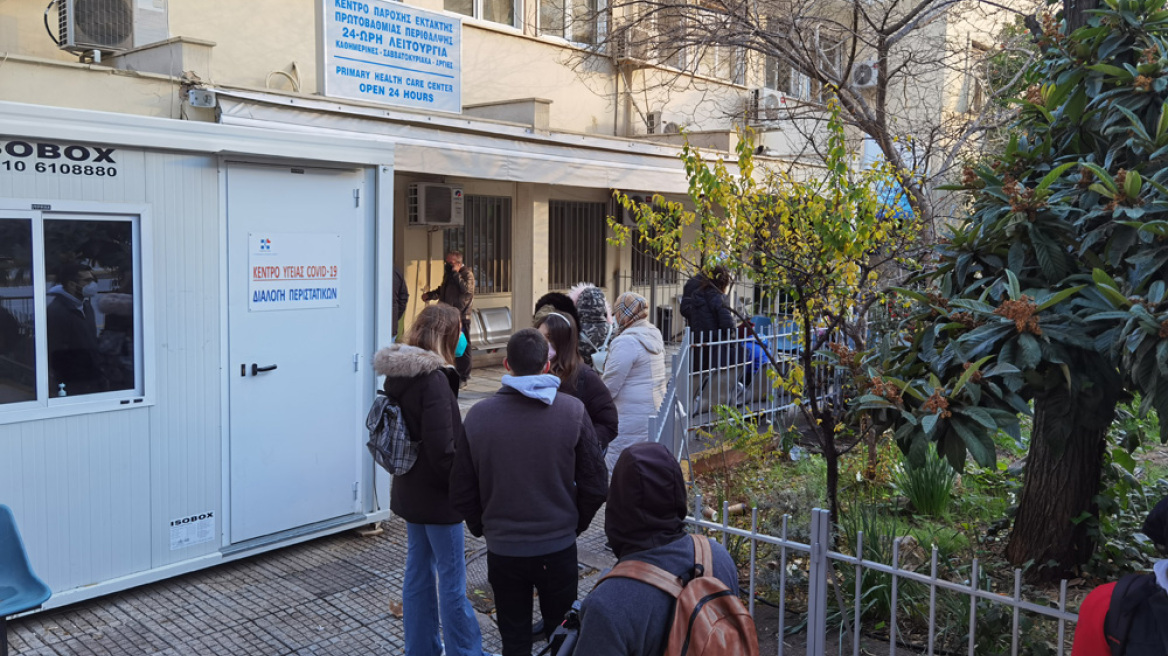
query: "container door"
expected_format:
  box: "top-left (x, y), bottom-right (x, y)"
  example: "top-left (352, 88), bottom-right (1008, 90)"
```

top-left (227, 163), bottom-right (366, 544)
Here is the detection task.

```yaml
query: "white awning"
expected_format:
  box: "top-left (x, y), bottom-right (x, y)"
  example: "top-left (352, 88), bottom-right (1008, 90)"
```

top-left (215, 90), bottom-right (695, 193)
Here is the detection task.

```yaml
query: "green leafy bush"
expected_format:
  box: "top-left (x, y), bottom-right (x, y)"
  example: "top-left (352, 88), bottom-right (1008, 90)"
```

top-left (895, 444), bottom-right (958, 517)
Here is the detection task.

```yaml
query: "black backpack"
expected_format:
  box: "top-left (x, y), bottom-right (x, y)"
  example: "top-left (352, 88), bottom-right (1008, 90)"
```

top-left (1103, 573), bottom-right (1168, 656)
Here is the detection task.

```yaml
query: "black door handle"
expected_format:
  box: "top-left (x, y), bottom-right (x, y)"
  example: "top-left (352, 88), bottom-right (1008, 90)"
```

top-left (251, 363), bottom-right (278, 376)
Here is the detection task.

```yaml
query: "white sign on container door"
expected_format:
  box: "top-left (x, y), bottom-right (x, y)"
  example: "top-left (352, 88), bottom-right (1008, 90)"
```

top-left (249, 233), bottom-right (341, 311)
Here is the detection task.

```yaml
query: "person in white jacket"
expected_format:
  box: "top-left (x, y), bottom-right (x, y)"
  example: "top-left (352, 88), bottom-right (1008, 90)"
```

top-left (601, 292), bottom-right (667, 473)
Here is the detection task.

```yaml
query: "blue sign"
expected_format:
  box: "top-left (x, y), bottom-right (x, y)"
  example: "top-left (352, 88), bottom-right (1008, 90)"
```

top-left (319, 0), bottom-right (462, 113)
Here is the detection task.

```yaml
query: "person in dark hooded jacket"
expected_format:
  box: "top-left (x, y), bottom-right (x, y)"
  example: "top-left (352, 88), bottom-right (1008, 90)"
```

top-left (679, 265), bottom-right (737, 372)
top-left (575, 442), bottom-right (739, 655)
top-left (374, 304), bottom-right (489, 656)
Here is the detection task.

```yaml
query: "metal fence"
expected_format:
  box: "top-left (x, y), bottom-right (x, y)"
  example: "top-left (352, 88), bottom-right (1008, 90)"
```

top-left (688, 497), bottom-right (1079, 656)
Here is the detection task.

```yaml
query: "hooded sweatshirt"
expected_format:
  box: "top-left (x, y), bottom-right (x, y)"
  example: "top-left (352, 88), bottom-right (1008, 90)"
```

top-left (449, 375), bottom-right (609, 557)
top-left (575, 443), bottom-right (739, 656)
top-left (374, 344), bottom-right (464, 525)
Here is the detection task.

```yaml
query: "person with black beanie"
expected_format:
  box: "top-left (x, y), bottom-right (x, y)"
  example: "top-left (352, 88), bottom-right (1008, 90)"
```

top-left (574, 443), bottom-right (739, 655)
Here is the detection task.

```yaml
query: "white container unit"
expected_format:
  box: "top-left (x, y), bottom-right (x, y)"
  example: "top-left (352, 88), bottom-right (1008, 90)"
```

top-left (0, 102), bottom-right (395, 609)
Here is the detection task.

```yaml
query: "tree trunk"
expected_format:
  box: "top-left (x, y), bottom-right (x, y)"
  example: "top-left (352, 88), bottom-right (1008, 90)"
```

top-left (824, 423), bottom-right (840, 527)
top-left (1005, 383), bottom-right (1118, 580)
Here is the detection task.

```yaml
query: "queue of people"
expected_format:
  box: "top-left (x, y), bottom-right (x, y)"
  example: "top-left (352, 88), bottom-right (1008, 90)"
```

top-left (384, 265), bottom-right (748, 656)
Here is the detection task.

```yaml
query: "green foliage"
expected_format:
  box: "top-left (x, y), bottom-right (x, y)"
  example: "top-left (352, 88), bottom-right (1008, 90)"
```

top-left (895, 444), bottom-right (958, 517)
top-left (875, 0), bottom-right (1168, 484)
top-left (1083, 399), bottom-right (1168, 578)
top-left (611, 100), bottom-right (922, 522)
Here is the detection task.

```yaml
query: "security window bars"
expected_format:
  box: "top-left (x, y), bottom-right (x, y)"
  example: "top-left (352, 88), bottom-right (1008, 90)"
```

top-left (444, 195), bottom-right (512, 295)
top-left (0, 212), bottom-right (142, 410)
top-left (631, 228), bottom-right (679, 286)
top-left (549, 201), bottom-right (607, 290)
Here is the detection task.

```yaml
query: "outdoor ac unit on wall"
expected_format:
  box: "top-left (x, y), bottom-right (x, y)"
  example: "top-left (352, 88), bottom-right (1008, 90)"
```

top-left (749, 88), bottom-right (787, 123)
top-left (851, 60), bottom-right (880, 89)
top-left (57, 0), bottom-right (169, 55)
top-left (616, 193), bottom-right (657, 227)
top-left (409, 183), bottom-right (466, 226)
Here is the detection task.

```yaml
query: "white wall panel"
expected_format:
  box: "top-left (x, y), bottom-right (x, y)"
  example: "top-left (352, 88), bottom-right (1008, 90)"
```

top-left (142, 152), bottom-right (223, 567)
top-left (0, 143), bottom-right (223, 592)
top-left (0, 409), bottom-right (152, 592)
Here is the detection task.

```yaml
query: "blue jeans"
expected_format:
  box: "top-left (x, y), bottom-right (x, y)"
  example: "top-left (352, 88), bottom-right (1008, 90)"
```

top-left (404, 522), bottom-right (484, 656)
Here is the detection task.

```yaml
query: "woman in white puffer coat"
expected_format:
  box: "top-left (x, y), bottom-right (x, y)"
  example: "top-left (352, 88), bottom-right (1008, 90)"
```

top-left (601, 292), bottom-right (667, 473)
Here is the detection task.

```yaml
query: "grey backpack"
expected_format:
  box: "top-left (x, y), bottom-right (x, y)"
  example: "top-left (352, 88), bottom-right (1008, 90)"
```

top-left (366, 392), bottom-right (418, 475)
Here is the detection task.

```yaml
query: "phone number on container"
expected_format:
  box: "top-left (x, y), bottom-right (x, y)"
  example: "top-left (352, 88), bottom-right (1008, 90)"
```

top-left (1, 161), bottom-right (118, 176)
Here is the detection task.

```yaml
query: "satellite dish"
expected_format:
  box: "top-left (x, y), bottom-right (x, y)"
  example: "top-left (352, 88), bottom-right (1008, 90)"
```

top-left (75, 0), bottom-right (134, 46)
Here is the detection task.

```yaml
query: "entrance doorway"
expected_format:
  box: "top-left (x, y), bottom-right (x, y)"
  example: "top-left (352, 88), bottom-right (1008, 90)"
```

top-left (226, 163), bottom-right (368, 544)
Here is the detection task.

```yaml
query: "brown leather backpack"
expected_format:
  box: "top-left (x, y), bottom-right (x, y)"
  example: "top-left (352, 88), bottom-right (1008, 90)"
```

top-left (597, 534), bottom-right (760, 656)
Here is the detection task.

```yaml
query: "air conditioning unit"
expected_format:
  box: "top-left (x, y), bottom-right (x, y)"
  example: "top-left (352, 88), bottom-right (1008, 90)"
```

top-left (408, 183), bottom-right (465, 226)
top-left (749, 88), bottom-right (787, 123)
top-left (57, 0), bottom-right (169, 55)
top-left (615, 193), bottom-right (657, 227)
top-left (850, 60), bottom-right (879, 89)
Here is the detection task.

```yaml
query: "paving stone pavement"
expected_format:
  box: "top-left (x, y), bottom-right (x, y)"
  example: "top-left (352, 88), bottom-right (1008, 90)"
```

top-left (9, 514), bottom-right (617, 655)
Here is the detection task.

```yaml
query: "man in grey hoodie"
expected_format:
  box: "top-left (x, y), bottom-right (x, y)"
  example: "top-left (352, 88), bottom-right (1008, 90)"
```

top-left (450, 328), bottom-right (608, 656)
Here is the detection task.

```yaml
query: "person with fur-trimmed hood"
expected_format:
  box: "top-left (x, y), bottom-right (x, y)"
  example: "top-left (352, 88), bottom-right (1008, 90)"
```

top-left (374, 303), bottom-right (491, 656)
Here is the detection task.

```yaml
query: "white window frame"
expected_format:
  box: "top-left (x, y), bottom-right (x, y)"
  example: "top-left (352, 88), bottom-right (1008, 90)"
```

top-left (765, 26), bottom-right (845, 101)
top-left (446, 0), bottom-right (523, 29)
top-left (0, 199), bottom-right (155, 425)
top-left (538, 0), bottom-right (607, 46)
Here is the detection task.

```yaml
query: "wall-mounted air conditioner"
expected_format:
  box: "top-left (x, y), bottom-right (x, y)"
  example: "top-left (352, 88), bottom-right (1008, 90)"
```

top-left (748, 88), bottom-right (787, 124)
top-left (409, 183), bottom-right (465, 226)
top-left (615, 193), bottom-right (657, 227)
top-left (57, 0), bottom-right (169, 55)
top-left (851, 60), bottom-right (879, 89)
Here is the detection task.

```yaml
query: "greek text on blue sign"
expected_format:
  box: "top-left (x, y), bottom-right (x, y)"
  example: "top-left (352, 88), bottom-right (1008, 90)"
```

top-left (319, 0), bottom-right (462, 113)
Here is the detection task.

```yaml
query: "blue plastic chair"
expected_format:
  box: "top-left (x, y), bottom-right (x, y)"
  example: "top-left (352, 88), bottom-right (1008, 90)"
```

top-left (0, 505), bottom-right (51, 656)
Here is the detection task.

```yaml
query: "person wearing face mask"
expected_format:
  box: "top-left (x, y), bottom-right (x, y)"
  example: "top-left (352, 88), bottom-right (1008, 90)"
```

top-left (46, 261), bottom-right (108, 396)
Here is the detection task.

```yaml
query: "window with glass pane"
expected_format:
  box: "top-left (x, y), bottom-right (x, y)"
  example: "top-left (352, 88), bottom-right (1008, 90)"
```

top-left (446, 0), bottom-right (516, 26)
top-left (549, 201), bottom-right (607, 289)
top-left (540, 0), bottom-right (599, 43)
top-left (444, 196), bottom-right (512, 295)
top-left (0, 219), bottom-right (36, 405)
top-left (445, 0), bottom-right (473, 16)
top-left (631, 228), bottom-right (679, 286)
top-left (540, 0), bottom-right (566, 37)
top-left (44, 218), bottom-right (139, 398)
